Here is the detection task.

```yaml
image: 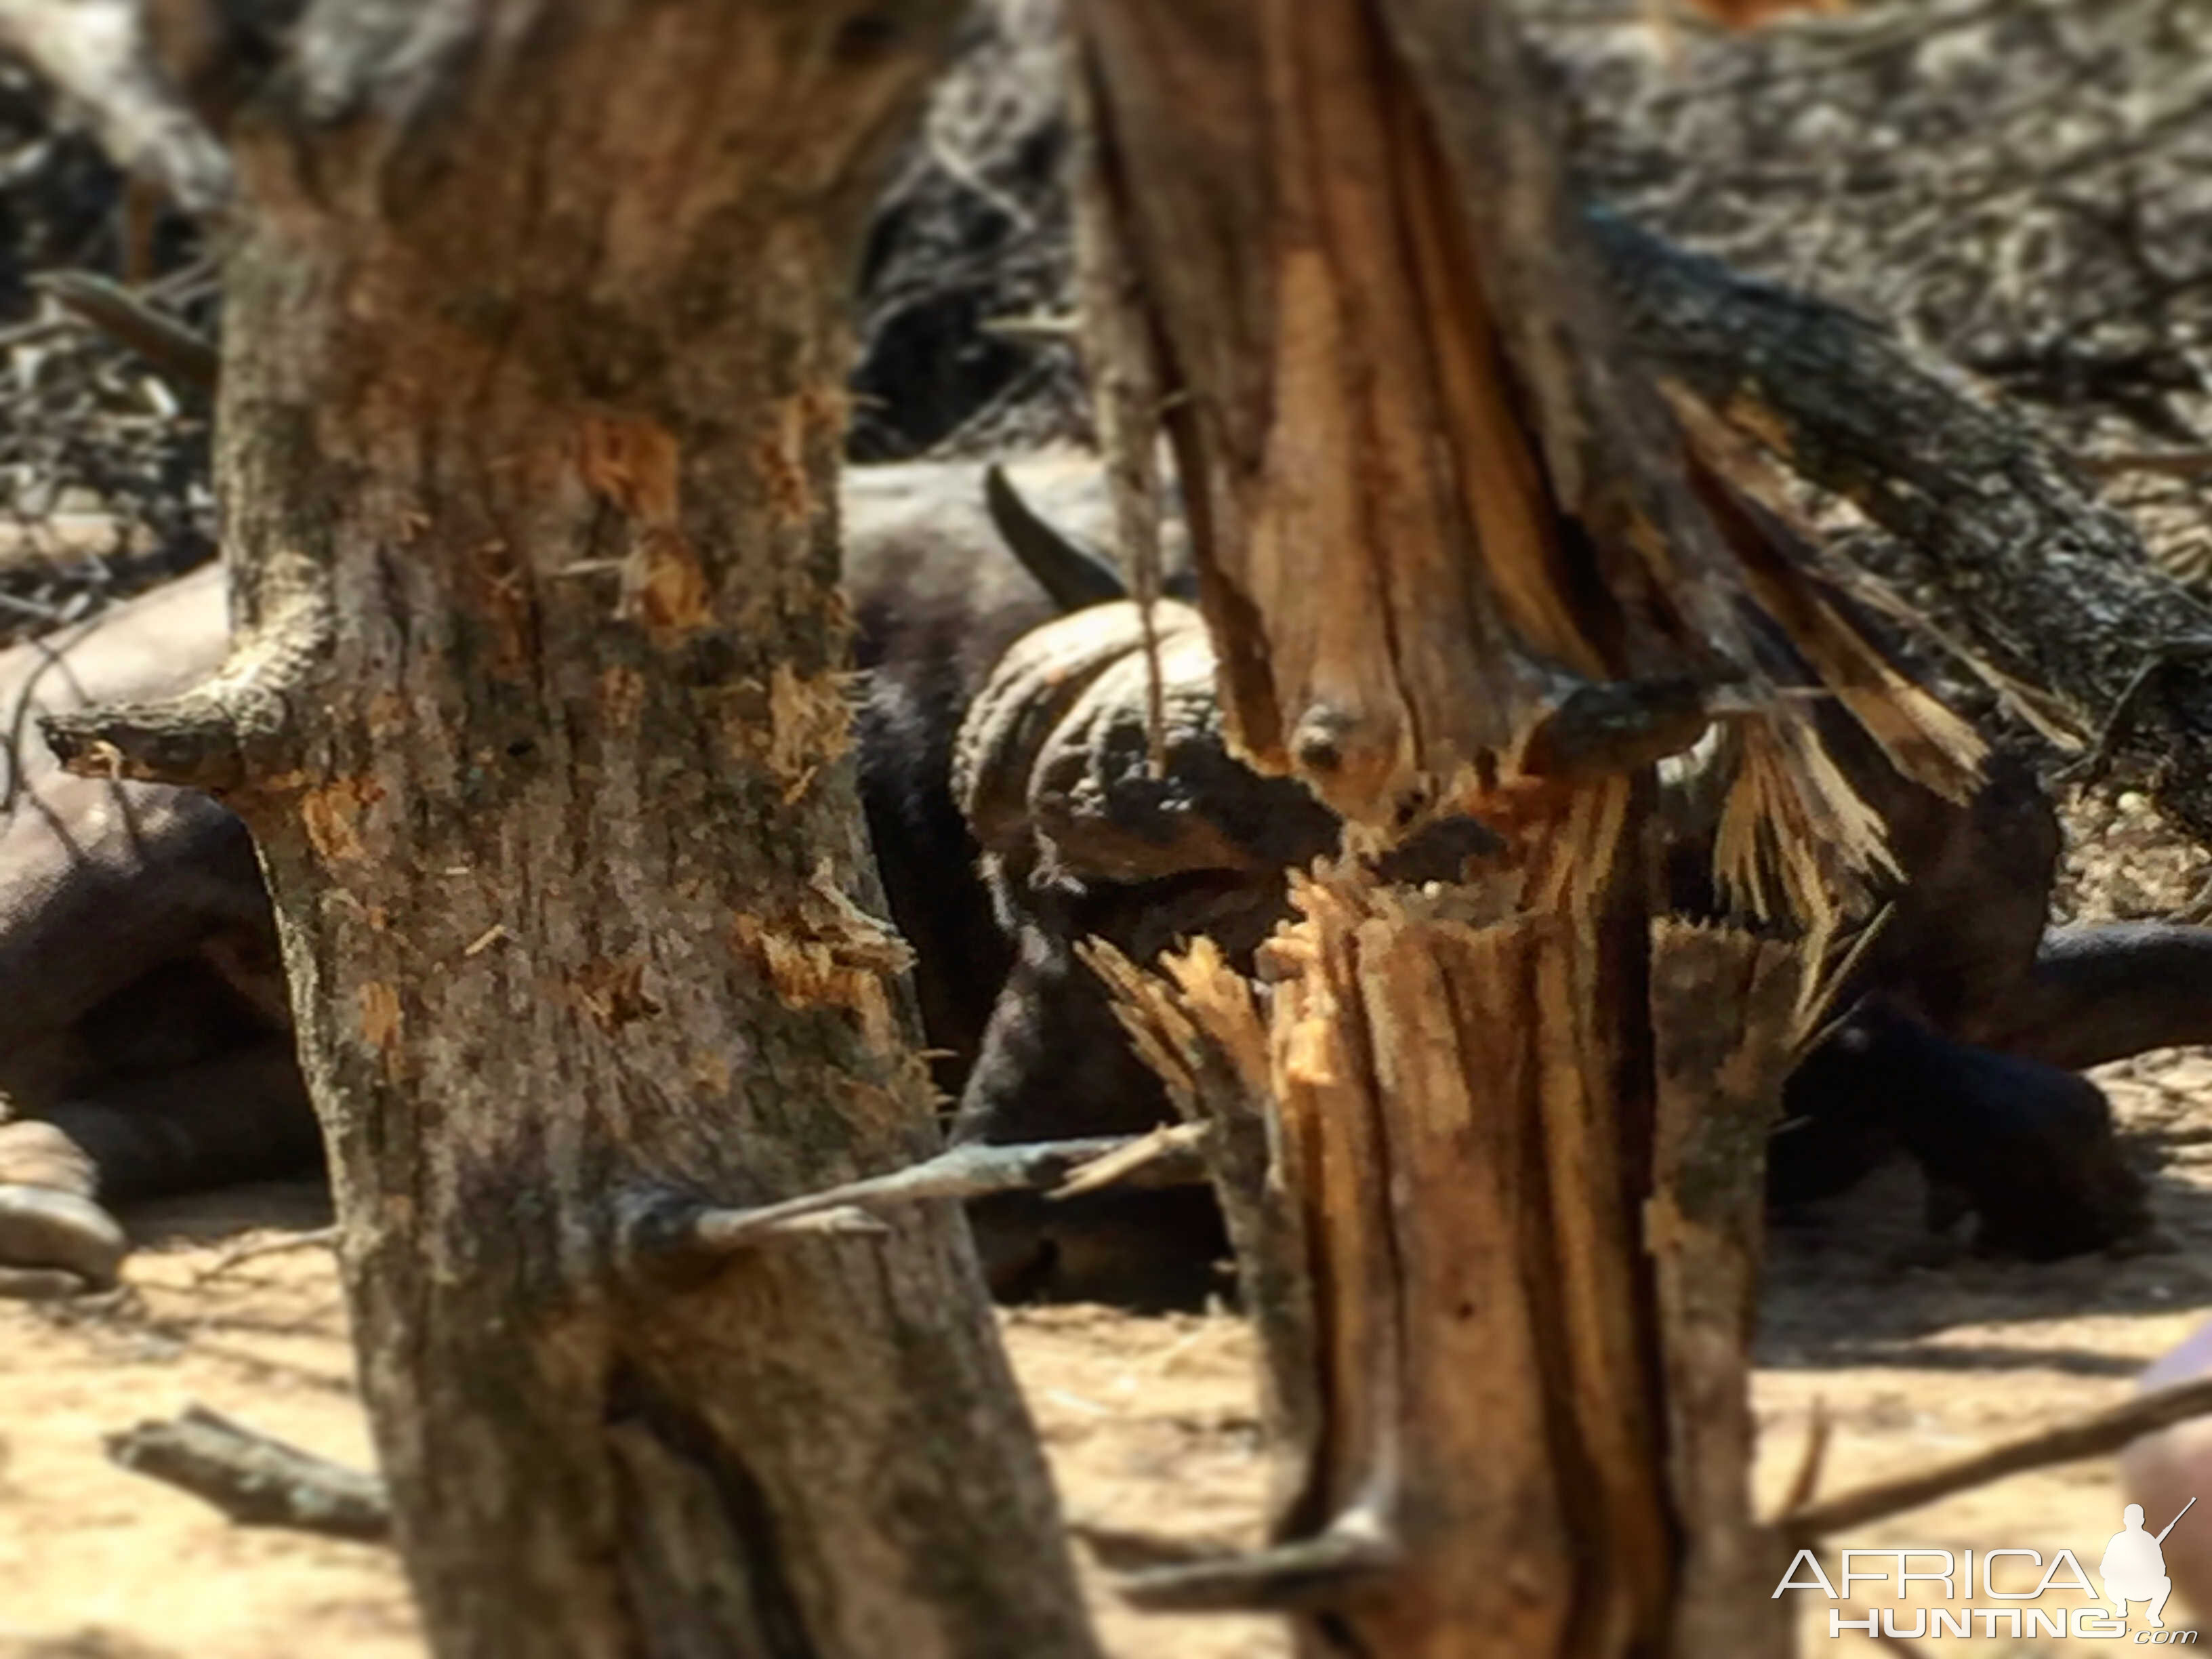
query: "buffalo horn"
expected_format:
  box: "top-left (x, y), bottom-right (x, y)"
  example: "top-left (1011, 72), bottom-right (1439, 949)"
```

top-left (983, 464), bottom-right (1130, 612)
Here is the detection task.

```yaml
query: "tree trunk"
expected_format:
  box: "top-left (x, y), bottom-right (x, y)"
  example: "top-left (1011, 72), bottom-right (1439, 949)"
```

top-left (1069, 1), bottom-right (1972, 1653)
top-left (43, 5), bottom-right (1101, 1656)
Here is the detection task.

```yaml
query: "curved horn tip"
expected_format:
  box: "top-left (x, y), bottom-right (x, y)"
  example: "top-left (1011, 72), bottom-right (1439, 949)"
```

top-left (983, 464), bottom-right (1130, 613)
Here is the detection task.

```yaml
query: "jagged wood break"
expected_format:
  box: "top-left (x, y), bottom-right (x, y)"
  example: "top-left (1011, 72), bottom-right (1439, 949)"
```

top-left (1071, 1), bottom-right (1975, 1654)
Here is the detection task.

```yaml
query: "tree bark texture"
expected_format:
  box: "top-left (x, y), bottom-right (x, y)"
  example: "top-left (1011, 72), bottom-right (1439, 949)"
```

top-left (1094, 889), bottom-right (1807, 1658)
top-left (1598, 211), bottom-right (2212, 840)
top-left (1067, 2), bottom-right (1959, 1654)
top-left (1096, 882), bottom-right (1675, 1654)
top-left (1644, 923), bottom-right (1801, 1656)
top-left (45, 5), bottom-right (1101, 1656)
top-left (1071, 0), bottom-right (1787, 838)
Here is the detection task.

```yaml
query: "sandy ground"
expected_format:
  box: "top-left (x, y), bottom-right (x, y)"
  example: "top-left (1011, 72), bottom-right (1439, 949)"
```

top-left (0, 1185), bottom-right (1286, 1659)
top-left (5, 796), bottom-right (2212, 1658)
top-left (7, 1082), bottom-right (2212, 1659)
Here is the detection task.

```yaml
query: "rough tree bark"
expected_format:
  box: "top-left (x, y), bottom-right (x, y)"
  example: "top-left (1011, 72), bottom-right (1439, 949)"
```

top-left (1069, 2), bottom-right (1974, 1654)
top-left (40, 4), bottom-right (1101, 1656)
top-left (1597, 212), bottom-right (2212, 841)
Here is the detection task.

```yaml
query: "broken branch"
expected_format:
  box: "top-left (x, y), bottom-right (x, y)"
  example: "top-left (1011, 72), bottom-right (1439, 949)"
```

top-left (104, 1402), bottom-right (392, 1543)
top-left (43, 693), bottom-right (255, 792)
top-left (640, 1124), bottom-right (1210, 1256)
top-left (192, 1226), bottom-right (341, 1284)
top-left (41, 584), bottom-right (328, 793)
top-left (1112, 1511), bottom-right (1400, 1614)
top-left (1597, 207), bottom-right (2212, 841)
top-left (1778, 1373), bottom-right (2212, 1539)
top-left (32, 270), bottom-right (220, 392)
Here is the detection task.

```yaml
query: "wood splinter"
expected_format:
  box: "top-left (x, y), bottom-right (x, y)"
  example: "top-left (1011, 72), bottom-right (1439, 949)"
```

top-left (632, 1124), bottom-right (1211, 1258)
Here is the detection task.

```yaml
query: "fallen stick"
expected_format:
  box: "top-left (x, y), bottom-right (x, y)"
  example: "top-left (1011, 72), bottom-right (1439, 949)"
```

top-left (104, 1401), bottom-right (392, 1543)
top-left (91, 1333), bottom-right (2212, 1563)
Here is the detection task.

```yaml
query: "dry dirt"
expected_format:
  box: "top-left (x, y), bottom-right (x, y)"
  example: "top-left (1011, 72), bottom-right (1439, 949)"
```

top-left (5, 797), bottom-right (2212, 1659)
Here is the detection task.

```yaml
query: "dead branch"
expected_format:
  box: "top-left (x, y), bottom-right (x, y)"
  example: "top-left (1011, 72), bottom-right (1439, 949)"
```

top-left (1598, 208), bottom-right (2212, 841)
top-left (104, 1401), bottom-right (392, 1543)
top-left (1113, 1511), bottom-right (1400, 1614)
top-left (1068, 1519), bottom-right (1245, 1572)
top-left (32, 272), bottom-right (220, 392)
top-left (42, 579), bottom-right (331, 794)
top-left (637, 1125), bottom-right (1210, 1257)
top-left (192, 1226), bottom-right (340, 1284)
top-left (1778, 1399), bottom-right (1832, 1514)
top-left (1778, 1373), bottom-right (2212, 1539)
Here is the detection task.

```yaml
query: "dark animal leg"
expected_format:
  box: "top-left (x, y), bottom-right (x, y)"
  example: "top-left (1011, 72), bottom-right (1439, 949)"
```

top-left (951, 920), bottom-right (1228, 1308)
top-left (48, 1039), bottom-right (319, 1200)
top-left (1778, 1006), bottom-right (2149, 1260)
top-left (1984, 923), bottom-right (2212, 1072)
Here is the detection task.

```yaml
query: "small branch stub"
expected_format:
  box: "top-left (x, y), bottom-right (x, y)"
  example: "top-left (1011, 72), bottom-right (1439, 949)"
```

top-left (40, 595), bottom-right (326, 795)
top-left (1114, 1511), bottom-right (1400, 1614)
top-left (629, 1126), bottom-right (1212, 1263)
top-left (43, 695), bottom-right (252, 794)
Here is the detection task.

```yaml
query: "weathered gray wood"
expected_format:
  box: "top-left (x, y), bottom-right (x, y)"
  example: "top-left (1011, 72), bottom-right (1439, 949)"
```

top-left (41, 5), bottom-right (1103, 1656)
top-left (1599, 209), bottom-right (2212, 838)
top-left (106, 1402), bottom-right (394, 1543)
top-left (653, 1126), bottom-right (1210, 1256)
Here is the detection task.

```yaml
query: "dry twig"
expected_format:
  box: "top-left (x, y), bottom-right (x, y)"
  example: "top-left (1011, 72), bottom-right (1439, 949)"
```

top-left (192, 1225), bottom-right (340, 1284)
top-left (643, 1124), bottom-right (1210, 1256)
top-left (1778, 1398), bottom-right (1831, 1515)
top-left (1779, 1373), bottom-right (2212, 1538)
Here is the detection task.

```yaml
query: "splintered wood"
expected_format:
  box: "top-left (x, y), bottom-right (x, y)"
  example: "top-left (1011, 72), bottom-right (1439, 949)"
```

top-left (1073, 0), bottom-right (1954, 1653)
top-left (1080, 0), bottom-right (1576, 831)
top-left (1071, 0), bottom-right (1940, 917)
top-left (1098, 876), bottom-right (1816, 1656)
